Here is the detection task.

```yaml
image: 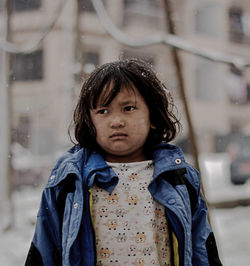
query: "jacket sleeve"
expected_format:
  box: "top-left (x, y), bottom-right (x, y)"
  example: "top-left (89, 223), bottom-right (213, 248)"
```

top-left (187, 166), bottom-right (222, 266)
top-left (25, 187), bottom-right (62, 266)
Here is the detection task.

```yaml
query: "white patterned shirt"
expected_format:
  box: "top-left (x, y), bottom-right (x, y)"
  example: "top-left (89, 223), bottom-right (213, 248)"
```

top-left (90, 160), bottom-right (172, 266)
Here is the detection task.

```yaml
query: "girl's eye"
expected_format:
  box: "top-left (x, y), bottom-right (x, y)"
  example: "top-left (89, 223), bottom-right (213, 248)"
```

top-left (124, 106), bottom-right (136, 112)
top-left (97, 109), bottom-right (108, 114)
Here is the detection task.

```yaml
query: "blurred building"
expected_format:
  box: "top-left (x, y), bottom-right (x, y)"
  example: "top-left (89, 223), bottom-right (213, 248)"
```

top-left (1, 0), bottom-right (250, 167)
top-left (183, 0), bottom-right (250, 154)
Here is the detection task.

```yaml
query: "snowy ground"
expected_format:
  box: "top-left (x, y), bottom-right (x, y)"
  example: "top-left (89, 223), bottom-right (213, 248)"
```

top-left (0, 179), bottom-right (250, 265)
top-left (210, 206), bottom-right (250, 266)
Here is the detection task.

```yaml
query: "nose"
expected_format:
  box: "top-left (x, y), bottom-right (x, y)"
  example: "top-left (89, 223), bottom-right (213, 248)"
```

top-left (110, 115), bottom-right (125, 128)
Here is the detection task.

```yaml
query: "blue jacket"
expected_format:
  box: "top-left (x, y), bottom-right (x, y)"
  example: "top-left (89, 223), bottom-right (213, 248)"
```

top-left (25, 143), bottom-right (222, 266)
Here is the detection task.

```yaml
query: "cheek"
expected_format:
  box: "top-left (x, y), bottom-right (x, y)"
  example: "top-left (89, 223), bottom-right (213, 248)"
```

top-left (90, 119), bottom-right (101, 140)
top-left (94, 122), bottom-right (105, 137)
top-left (138, 118), bottom-right (149, 125)
top-left (91, 116), bottom-right (103, 132)
top-left (95, 127), bottom-right (106, 147)
top-left (133, 118), bottom-right (151, 136)
top-left (137, 116), bottom-right (151, 128)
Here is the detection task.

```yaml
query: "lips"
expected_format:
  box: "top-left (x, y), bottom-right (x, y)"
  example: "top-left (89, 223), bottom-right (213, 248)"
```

top-left (110, 132), bottom-right (128, 139)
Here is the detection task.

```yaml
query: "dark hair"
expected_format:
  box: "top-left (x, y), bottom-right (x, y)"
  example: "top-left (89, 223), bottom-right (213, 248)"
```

top-left (70, 58), bottom-right (181, 152)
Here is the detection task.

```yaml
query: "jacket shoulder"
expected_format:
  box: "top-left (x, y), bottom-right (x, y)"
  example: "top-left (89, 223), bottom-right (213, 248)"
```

top-left (46, 145), bottom-right (89, 188)
top-left (155, 143), bottom-right (201, 189)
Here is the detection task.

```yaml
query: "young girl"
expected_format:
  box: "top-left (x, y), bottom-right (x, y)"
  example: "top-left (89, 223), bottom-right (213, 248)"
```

top-left (25, 59), bottom-right (222, 266)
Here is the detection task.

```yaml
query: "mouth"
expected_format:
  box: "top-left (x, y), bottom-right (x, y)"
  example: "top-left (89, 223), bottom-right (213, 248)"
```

top-left (110, 132), bottom-right (128, 139)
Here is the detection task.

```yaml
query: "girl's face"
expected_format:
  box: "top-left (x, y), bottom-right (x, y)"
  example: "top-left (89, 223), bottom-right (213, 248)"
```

top-left (90, 85), bottom-right (151, 163)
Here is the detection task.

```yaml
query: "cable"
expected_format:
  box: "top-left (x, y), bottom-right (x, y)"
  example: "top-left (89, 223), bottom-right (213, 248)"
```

top-left (0, 0), bottom-right (68, 54)
top-left (92, 0), bottom-right (250, 69)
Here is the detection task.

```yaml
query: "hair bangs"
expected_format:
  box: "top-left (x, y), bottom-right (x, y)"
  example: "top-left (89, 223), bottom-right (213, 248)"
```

top-left (90, 70), bottom-right (136, 109)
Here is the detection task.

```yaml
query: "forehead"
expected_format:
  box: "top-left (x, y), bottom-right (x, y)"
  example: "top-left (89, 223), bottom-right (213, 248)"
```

top-left (95, 82), bottom-right (141, 107)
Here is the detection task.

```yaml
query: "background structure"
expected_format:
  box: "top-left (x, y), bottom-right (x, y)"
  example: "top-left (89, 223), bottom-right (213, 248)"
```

top-left (0, 0), bottom-right (250, 265)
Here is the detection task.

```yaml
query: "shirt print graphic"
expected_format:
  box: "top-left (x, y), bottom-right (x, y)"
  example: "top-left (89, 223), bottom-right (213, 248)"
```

top-left (91, 160), bottom-right (172, 266)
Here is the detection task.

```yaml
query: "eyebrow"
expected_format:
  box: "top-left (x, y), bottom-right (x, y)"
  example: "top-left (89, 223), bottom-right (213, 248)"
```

top-left (119, 100), bottom-right (136, 106)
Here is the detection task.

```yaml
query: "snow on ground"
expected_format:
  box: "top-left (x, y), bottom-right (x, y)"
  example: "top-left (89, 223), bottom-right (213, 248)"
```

top-left (0, 180), bottom-right (250, 265)
top-left (0, 186), bottom-right (42, 266)
top-left (210, 206), bottom-right (250, 266)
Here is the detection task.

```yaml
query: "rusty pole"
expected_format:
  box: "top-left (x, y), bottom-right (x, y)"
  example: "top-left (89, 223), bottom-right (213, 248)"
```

top-left (162, 0), bottom-right (209, 201)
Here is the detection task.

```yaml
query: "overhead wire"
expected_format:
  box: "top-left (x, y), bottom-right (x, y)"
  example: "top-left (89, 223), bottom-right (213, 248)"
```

top-left (1, 0), bottom-right (250, 69)
top-left (0, 0), bottom-right (68, 54)
top-left (91, 0), bottom-right (250, 69)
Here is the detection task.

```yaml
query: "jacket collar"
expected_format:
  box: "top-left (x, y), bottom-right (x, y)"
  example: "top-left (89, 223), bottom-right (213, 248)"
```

top-left (153, 143), bottom-right (186, 178)
top-left (46, 143), bottom-right (186, 191)
top-left (83, 151), bottom-right (119, 193)
top-left (84, 143), bottom-right (186, 193)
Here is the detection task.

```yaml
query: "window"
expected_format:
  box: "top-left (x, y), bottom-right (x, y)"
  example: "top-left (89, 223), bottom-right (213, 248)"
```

top-left (83, 51), bottom-right (100, 74)
top-left (195, 2), bottom-right (221, 37)
top-left (11, 50), bottom-right (43, 81)
top-left (195, 60), bottom-right (219, 101)
top-left (78, 0), bottom-right (95, 13)
top-left (10, 0), bottom-right (41, 12)
top-left (124, 0), bottom-right (156, 9)
top-left (215, 133), bottom-right (250, 155)
top-left (226, 66), bottom-right (250, 104)
top-left (229, 6), bottom-right (244, 43)
top-left (123, 0), bottom-right (161, 27)
top-left (12, 116), bottom-right (31, 148)
top-left (228, 6), bottom-right (250, 44)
